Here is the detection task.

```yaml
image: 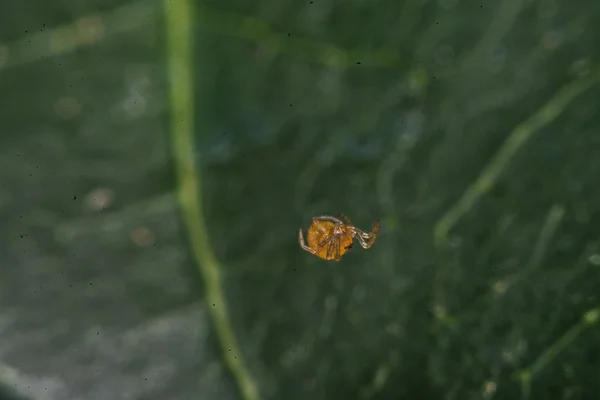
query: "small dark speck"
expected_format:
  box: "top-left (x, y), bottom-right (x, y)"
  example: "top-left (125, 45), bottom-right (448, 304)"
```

top-left (288, 33), bottom-right (291, 36)
top-left (212, 303), bottom-right (215, 306)
top-left (436, 21), bottom-right (439, 24)
top-left (145, 378), bottom-right (148, 381)
top-left (356, 62), bottom-right (361, 65)
top-left (73, 195), bottom-right (77, 200)
top-left (289, 104), bottom-right (292, 107)
top-left (25, 30), bottom-right (28, 33)
top-left (97, 331), bottom-right (99, 335)
top-left (228, 348), bottom-right (232, 351)
top-left (89, 282), bottom-right (93, 285)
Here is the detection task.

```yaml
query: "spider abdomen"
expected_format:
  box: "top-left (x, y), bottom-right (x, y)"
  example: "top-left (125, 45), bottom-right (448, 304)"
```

top-left (307, 220), bottom-right (353, 261)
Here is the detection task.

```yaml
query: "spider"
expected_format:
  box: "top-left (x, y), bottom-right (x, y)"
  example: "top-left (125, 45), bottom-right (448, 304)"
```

top-left (298, 213), bottom-right (380, 261)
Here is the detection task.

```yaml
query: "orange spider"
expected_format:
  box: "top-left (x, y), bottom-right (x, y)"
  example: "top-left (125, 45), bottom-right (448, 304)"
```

top-left (298, 213), bottom-right (380, 261)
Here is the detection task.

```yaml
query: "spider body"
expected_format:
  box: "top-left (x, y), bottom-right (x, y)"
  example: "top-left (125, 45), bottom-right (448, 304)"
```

top-left (298, 214), bottom-right (380, 261)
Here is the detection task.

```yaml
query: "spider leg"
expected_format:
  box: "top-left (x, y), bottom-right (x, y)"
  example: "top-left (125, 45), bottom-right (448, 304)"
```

top-left (298, 228), bottom-right (317, 254)
top-left (354, 220), bottom-right (381, 240)
top-left (363, 234), bottom-right (378, 248)
top-left (372, 220), bottom-right (381, 234)
top-left (356, 235), bottom-right (371, 249)
top-left (313, 215), bottom-right (344, 225)
top-left (334, 236), bottom-right (342, 261)
top-left (357, 230), bottom-right (372, 238)
top-left (326, 235), bottom-right (341, 261)
top-left (365, 220), bottom-right (380, 248)
top-left (318, 234), bottom-right (334, 249)
top-left (352, 226), bottom-right (379, 249)
top-left (338, 213), bottom-right (352, 225)
top-left (326, 240), bottom-right (334, 260)
top-left (313, 234), bottom-right (336, 259)
top-left (351, 227), bottom-right (372, 239)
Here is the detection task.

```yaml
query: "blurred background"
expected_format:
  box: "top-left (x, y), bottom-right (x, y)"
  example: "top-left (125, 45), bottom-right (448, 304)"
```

top-left (1, 0), bottom-right (600, 399)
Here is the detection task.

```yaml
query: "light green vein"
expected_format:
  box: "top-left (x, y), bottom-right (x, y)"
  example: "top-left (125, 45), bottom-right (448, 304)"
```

top-left (459, 0), bottom-right (525, 70)
top-left (524, 204), bottom-right (565, 273)
top-left (1, 1), bottom-right (405, 72)
top-left (0, 2), bottom-right (156, 70)
top-left (360, 365), bottom-right (391, 399)
top-left (516, 307), bottom-right (599, 399)
top-left (434, 67), bottom-right (600, 248)
top-left (195, 3), bottom-right (403, 69)
top-left (164, 1), bottom-right (261, 400)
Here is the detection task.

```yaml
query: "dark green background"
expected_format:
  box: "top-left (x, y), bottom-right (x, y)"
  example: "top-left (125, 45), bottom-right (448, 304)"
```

top-left (1, 0), bottom-right (600, 399)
